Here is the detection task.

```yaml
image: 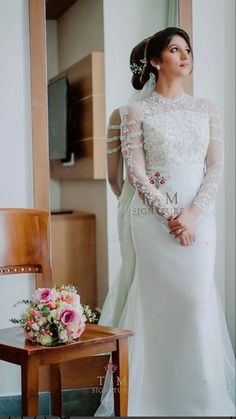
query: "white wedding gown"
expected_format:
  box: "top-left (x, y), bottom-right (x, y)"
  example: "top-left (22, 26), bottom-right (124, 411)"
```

top-left (95, 91), bottom-right (236, 416)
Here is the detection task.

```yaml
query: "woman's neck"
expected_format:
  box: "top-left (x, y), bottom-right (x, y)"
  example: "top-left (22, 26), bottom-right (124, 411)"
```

top-left (155, 80), bottom-right (184, 99)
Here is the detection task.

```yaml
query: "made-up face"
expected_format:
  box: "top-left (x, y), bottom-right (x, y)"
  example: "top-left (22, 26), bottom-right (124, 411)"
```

top-left (152, 35), bottom-right (193, 79)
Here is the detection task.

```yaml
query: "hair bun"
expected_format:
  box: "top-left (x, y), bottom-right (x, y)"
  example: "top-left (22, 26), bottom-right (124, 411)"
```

top-left (131, 74), bottom-right (144, 90)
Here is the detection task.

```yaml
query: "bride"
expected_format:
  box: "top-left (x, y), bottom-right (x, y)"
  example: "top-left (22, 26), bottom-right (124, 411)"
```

top-left (95, 27), bottom-right (235, 416)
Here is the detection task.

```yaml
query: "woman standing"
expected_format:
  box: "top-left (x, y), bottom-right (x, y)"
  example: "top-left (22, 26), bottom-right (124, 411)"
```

top-left (96, 27), bottom-right (235, 416)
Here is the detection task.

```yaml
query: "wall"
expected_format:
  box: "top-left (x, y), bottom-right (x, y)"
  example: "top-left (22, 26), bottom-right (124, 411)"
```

top-left (0, 0), bottom-right (34, 396)
top-left (46, 20), bottom-right (59, 79)
top-left (58, 0), bottom-right (104, 70)
top-left (192, 0), bottom-right (225, 296)
top-left (192, 0), bottom-right (235, 351)
top-left (46, 20), bottom-right (61, 211)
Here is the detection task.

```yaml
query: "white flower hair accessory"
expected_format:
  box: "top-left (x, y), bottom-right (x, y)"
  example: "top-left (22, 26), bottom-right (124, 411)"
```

top-left (130, 59), bottom-right (146, 75)
top-left (130, 38), bottom-right (150, 75)
top-left (130, 57), bottom-right (148, 75)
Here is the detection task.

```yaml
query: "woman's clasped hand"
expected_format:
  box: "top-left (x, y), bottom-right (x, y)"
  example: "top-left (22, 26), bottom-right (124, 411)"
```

top-left (167, 206), bottom-right (202, 246)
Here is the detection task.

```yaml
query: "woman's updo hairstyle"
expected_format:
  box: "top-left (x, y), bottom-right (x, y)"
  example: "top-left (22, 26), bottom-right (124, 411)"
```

top-left (130, 27), bottom-right (193, 90)
top-left (129, 38), bottom-right (151, 90)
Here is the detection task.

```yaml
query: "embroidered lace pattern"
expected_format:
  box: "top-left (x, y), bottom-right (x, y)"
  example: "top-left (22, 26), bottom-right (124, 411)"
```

top-left (120, 92), bottom-right (223, 217)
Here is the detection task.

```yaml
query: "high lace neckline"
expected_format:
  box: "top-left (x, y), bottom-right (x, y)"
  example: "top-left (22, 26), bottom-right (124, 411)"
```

top-left (151, 90), bottom-right (187, 103)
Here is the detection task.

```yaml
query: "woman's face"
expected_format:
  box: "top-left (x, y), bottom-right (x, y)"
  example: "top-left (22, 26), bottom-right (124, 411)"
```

top-left (155, 35), bottom-right (192, 78)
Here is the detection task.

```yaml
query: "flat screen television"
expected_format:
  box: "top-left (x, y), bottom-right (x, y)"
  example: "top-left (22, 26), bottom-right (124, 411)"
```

top-left (48, 75), bottom-right (71, 161)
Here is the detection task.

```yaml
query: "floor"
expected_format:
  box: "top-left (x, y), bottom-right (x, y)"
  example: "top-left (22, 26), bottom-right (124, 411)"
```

top-left (0, 388), bottom-right (102, 416)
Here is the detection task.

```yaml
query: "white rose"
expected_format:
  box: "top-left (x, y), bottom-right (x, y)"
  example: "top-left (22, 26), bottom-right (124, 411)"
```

top-left (31, 323), bottom-right (40, 331)
top-left (38, 333), bottom-right (53, 346)
top-left (58, 331), bottom-right (69, 343)
top-left (47, 309), bottom-right (58, 321)
top-left (38, 316), bottom-right (47, 326)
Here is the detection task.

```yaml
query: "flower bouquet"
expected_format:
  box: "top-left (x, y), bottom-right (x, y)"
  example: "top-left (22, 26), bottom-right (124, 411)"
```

top-left (10, 284), bottom-right (96, 346)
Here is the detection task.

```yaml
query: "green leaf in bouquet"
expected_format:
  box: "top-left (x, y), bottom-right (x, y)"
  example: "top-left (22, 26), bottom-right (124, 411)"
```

top-left (40, 306), bottom-right (51, 316)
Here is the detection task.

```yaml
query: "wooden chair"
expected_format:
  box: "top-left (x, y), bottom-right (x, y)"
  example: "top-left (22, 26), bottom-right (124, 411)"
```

top-left (0, 208), bottom-right (133, 416)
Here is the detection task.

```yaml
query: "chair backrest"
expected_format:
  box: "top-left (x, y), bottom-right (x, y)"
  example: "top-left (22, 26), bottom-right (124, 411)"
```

top-left (0, 208), bottom-right (53, 288)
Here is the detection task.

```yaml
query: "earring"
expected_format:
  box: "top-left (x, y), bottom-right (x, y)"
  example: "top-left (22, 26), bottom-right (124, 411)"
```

top-left (157, 64), bottom-right (160, 71)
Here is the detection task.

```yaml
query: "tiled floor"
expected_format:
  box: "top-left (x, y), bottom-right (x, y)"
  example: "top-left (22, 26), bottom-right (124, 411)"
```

top-left (0, 388), bottom-right (101, 416)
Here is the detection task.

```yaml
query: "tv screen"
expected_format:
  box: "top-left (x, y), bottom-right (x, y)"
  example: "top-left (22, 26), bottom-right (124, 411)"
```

top-left (48, 75), bottom-right (69, 160)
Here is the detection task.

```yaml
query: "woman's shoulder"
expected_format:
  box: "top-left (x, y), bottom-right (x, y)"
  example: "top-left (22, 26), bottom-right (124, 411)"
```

top-left (124, 100), bottom-right (144, 121)
top-left (109, 105), bottom-right (133, 123)
top-left (108, 108), bottom-right (122, 126)
top-left (186, 94), bottom-right (218, 113)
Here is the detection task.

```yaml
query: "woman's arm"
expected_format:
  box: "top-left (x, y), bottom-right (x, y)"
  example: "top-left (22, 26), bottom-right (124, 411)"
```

top-left (192, 100), bottom-right (223, 212)
top-left (168, 100), bottom-right (223, 234)
top-left (120, 103), bottom-right (174, 219)
top-left (106, 109), bottom-right (124, 197)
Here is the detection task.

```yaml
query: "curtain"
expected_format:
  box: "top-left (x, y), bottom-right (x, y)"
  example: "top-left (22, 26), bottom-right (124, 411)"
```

top-left (167, 0), bottom-right (179, 26)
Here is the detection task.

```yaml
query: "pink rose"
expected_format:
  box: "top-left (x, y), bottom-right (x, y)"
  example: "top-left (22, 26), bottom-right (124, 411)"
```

top-left (60, 308), bottom-right (79, 330)
top-left (34, 288), bottom-right (53, 304)
top-left (32, 309), bottom-right (41, 318)
top-left (73, 327), bottom-right (85, 339)
top-left (155, 171), bottom-right (160, 177)
top-left (160, 179), bottom-right (165, 184)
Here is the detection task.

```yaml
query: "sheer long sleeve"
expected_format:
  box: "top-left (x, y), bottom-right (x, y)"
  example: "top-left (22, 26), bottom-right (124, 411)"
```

top-left (106, 109), bottom-right (124, 197)
top-left (193, 101), bottom-right (224, 212)
top-left (120, 103), bottom-right (173, 219)
top-left (106, 110), bottom-right (122, 155)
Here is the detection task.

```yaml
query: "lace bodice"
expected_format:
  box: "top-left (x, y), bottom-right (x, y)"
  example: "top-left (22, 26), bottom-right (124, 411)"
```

top-left (120, 91), bottom-right (223, 219)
